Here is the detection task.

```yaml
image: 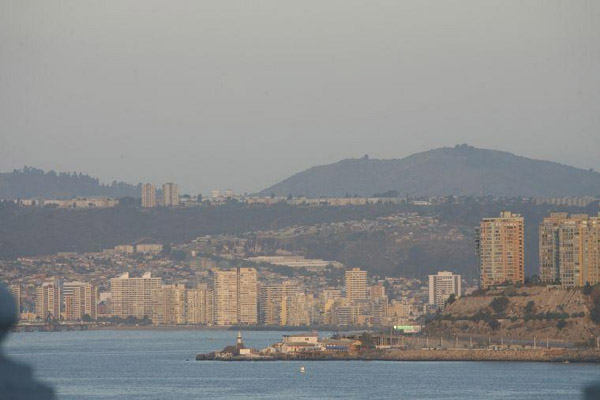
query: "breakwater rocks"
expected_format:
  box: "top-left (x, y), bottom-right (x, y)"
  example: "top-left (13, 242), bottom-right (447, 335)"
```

top-left (375, 349), bottom-right (600, 363)
top-left (196, 349), bottom-right (600, 363)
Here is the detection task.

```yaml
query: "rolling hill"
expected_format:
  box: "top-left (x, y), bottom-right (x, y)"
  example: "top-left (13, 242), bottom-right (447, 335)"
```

top-left (260, 145), bottom-right (600, 197)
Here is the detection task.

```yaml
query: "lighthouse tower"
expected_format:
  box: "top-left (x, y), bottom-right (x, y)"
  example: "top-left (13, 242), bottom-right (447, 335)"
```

top-left (236, 331), bottom-right (244, 349)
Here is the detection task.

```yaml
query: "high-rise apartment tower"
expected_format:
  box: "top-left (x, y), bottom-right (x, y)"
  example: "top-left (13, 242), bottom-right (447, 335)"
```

top-left (345, 268), bottom-right (368, 301)
top-left (110, 272), bottom-right (162, 322)
top-left (63, 281), bottom-right (98, 321)
top-left (141, 183), bottom-right (156, 208)
top-left (428, 271), bottom-right (461, 309)
top-left (162, 183), bottom-right (179, 207)
top-left (539, 213), bottom-right (600, 287)
top-left (476, 211), bottom-right (525, 288)
top-left (35, 279), bottom-right (61, 321)
top-left (212, 268), bottom-right (257, 325)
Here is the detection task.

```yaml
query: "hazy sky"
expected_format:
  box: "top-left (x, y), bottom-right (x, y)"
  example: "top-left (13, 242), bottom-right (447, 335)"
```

top-left (1, 1), bottom-right (599, 194)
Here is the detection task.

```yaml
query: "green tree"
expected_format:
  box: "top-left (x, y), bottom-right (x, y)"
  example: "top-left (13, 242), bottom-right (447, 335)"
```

top-left (524, 300), bottom-right (535, 315)
top-left (590, 287), bottom-right (600, 324)
top-left (117, 197), bottom-right (137, 207)
top-left (445, 294), bottom-right (457, 306)
top-left (171, 250), bottom-right (187, 261)
top-left (591, 305), bottom-right (600, 324)
top-left (490, 296), bottom-right (509, 314)
top-left (488, 319), bottom-right (500, 330)
top-left (359, 332), bottom-right (375, 350)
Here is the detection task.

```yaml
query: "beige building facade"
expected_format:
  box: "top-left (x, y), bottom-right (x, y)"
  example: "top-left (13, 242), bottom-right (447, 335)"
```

top-left (186, 284), bottom-right (213, 325)
top-left (110, 272), bottom-right (162, 322)
top-left (162, 183), bottom-right (179, 207)
top-left (345, 268), bottom-right (368, 301)
top-left (237, 267), bottom-right (258, 325)
top-left (212, 268), bottom-right (258, 325)
top-left (539, 213), bottom-right (600, 287)
top-left (477, 211), bottom-right (524, 288)
top-left (212, 269), bottom-right (239, 325)
top-left (159, 284), bottom-right (187, 325)
top-left (63, 281), bottom-right (98, 321)
top-left (36, 279), bottom-right (61, 320)
top-left (141, 183), bottom-right (156, 208)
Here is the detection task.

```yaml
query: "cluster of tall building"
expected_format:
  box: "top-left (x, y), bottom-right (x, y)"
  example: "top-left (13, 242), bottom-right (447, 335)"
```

top-left (476, 211), bottom-right (600, 289)
top-left (539, 213), bottom-right (600, 287)
top-left (18, 263), bottom-right (440, 328)
top-left (259, 282), bottom-right (314, 326)
top-left (107, 267), bottom-right (400, 327)
top-left (109, 269), bottom-right (257, 326)
top-left (141, 182), bottom-right (179, 208)
top-left (26, 266), bottom-right (414, 327)
top-left (315, 268), bottom-right (392, 327)
top-left (34, 280), bottom-right (98, 322)
top-left (110, 272), bottom-right (212, 325)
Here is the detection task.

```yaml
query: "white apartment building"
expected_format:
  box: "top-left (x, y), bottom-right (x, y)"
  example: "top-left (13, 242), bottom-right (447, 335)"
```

top-left (428, 271), bottom-right (461, 309)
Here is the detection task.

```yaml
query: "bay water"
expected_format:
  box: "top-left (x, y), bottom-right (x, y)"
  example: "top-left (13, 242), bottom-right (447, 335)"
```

top-left (4, 329), bottom-right (600, 399)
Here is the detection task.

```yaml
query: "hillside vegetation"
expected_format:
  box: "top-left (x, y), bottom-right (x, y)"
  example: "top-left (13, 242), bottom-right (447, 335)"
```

top-left (260, 144), bottom-right (600, 197)
top-left (1, 201), bottom-right (597, 279)
top-left (0, 167), bottom-right (139, 199)
top-left (425, 286), bottom-right (600, 344)
top-left (0, 202), bottom-right (415, 261)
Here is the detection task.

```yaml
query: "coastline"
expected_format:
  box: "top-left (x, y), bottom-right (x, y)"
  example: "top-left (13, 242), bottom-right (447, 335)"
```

top-left (13, 324), bottom-right (353, 332)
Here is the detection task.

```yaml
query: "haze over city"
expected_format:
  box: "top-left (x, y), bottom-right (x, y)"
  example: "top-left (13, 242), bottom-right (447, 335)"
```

top-left (1, 0), bottom-right (599, 194)
top-left (2, 2), bottom-right (600, 399)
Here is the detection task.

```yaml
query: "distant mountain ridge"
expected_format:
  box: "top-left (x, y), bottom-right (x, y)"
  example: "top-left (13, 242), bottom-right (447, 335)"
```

top-left (0, 167), bottom-right (140, 199)
top-left (260, 145), bottom-right (600, 198)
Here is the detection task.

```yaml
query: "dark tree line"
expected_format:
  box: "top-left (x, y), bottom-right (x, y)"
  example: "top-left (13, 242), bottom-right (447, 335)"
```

top-left (0, 167), bottom-right (140, 199)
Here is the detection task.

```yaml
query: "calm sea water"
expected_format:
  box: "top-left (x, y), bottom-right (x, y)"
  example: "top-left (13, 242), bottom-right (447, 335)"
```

top-left (4, 329), bottom-right (600, 399)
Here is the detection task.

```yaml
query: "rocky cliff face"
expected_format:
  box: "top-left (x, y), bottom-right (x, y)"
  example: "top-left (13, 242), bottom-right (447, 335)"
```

top-left (425, 286), bottom-right (598, 344)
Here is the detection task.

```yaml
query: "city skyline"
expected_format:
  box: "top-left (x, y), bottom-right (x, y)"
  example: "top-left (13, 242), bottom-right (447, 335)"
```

top-left (2, 1), bottom-right (599, 397)
top-left (16, 266), bottom-right (423, 329)
top-left (8, 209), bottom-right (599, 329)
